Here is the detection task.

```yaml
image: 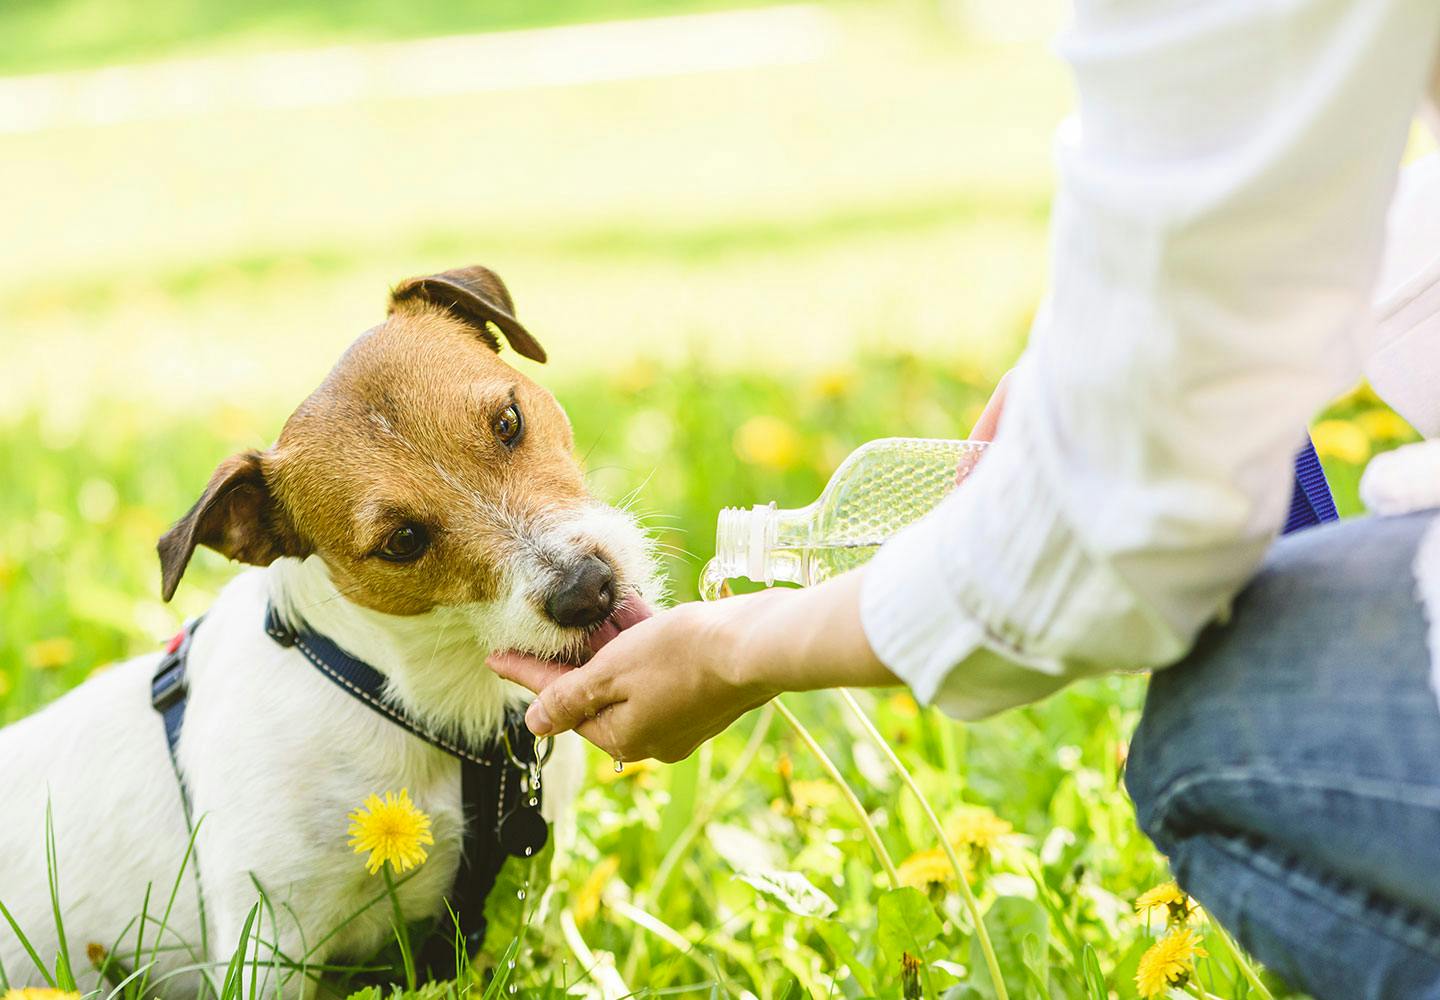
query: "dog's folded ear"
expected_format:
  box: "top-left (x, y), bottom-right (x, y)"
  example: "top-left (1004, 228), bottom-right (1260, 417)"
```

top-left (389, 265), bottom-right (547, 363)
top-left (157, 450), bottom-right (302, 601)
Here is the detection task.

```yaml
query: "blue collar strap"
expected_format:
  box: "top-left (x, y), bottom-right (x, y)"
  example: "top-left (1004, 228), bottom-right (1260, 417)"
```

top-left (1283, 436), bottom-right (1339, 535)
top-left (152, 606), bottom-right (549, 979)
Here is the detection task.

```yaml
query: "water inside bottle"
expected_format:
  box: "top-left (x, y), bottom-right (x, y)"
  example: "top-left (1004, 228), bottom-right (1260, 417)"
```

top-left (701, 438), bottom-right (985, 599)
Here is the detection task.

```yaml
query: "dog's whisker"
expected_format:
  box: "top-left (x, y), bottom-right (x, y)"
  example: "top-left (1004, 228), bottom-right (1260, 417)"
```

top-left (579, 428), bottom-right (608, 466)
top-left (9, 263), bottom-right (667, 984)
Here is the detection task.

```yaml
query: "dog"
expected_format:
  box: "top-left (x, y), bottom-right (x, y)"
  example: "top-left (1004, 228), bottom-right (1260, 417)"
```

top-left (0, 266), bottom-right (660, 996)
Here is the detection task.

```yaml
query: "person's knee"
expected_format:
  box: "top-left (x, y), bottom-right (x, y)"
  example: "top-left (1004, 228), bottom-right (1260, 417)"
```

top-left (1124, 662), bottom-right (1211, 857)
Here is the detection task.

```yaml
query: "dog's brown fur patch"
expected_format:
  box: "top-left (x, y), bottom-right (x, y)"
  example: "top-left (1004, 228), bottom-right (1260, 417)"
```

top-left (159, 266), bottom-right (591, 617)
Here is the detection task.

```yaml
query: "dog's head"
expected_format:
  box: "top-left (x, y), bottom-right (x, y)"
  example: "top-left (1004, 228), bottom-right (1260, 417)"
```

top-left (158, 265), bottom-right (656, 668)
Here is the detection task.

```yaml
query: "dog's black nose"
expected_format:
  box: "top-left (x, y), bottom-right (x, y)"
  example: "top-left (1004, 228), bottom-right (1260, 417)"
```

top-left (545, 554), bottom-right (616, 628)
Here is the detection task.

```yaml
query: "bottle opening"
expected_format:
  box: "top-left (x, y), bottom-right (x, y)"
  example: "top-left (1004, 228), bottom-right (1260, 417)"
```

top-left (714, 502), bottom-right (778, 585)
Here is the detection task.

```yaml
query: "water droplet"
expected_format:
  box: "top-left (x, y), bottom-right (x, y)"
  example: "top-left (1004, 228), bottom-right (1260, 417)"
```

top-left (524, 846), bottom-right (533, 857)
top-left (517, 888), bottom-right (527, 900)
top-left (528, 796), bottom-right (538, 807)
top-left (699, 558), bottom-right (725, 602)
top-left (613, 759), bottom-right (624, 773)
top-left (507, 985), bottom-right (518, 995)
top-left (508, 960), bottom-right (516, 970)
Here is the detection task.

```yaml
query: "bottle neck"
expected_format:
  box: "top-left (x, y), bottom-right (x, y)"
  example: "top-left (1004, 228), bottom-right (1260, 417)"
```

top-left (714, 502), bottom-right (811, 586)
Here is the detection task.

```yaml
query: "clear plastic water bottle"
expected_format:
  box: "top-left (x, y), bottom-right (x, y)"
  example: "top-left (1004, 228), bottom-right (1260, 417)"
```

top-left (700, 437), bottom-right (986, 597)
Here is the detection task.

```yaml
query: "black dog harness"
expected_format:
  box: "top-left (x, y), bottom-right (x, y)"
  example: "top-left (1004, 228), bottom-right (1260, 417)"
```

top-left (151, 606), bottom-right (550, 977)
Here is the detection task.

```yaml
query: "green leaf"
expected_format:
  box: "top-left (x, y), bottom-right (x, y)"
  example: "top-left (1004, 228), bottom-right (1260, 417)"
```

top-left (876, 887), bottom-right (942, 969)
top-left (970, 896), bottom-right (1049, 1000)
top-left (1111, 935), bottom-right (1152, 998)
top-left (738, 869), bottom-right (838, 919)
top-left (817, 919), bottom-right (876, 995)
top-left (479, 837), bottom-right (555, 962)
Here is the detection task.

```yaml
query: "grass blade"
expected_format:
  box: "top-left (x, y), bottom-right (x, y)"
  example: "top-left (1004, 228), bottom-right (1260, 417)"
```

top-left (774, 698), bottom-right (899, 887)
top-left (136, 814), bottom-right (207, 998)
top-left (45, 799), bottom-right (77, 990)
top-left (0, 895), bottom-right (54, 988)
top-left (218, 903), bottom-right (260, 1000)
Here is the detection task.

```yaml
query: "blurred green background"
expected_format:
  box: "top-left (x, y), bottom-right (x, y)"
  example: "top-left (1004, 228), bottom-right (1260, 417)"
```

top-left (0, 1), bottom-right (1425, 996)
top-left (2, 0), bottom-right (1076, 711)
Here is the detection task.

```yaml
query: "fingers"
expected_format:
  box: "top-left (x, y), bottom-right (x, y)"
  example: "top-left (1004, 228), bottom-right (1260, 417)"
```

top-left (526, 664), bottom-right (619, 741)
top-left (969, 368), bottom-right (1014, 442)
top-left (487, 650), bottom-right (620, 745)
top-left (486, 650), bottom-right (575, 695)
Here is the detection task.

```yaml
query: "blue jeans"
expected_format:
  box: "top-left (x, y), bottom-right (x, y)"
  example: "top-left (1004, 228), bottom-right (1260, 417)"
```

top-left (1126, 510), bottom-right (1440, 1000)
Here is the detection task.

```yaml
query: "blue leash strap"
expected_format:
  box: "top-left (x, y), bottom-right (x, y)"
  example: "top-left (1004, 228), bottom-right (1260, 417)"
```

top-left (1281, 436), bottom-right (1338, 536)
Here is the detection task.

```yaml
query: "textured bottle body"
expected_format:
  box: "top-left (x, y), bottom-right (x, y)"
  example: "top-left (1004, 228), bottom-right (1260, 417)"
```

top-left (706, 438), bottom-right (986, 593)
top-left (790, 437), bottom-right (985, 584)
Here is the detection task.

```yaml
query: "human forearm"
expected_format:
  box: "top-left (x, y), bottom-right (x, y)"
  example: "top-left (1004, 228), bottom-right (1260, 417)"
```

top-left (732, 570), bottom-right (900, 695)
top-left (488, 570), bottom-right (899, 762)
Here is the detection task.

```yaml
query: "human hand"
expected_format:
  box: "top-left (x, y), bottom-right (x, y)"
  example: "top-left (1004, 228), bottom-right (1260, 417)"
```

top-left (970, 368), bottom-right (1013, 442)
top-left (488, 589), bottom-right (783, 762)
top-left (487, 571), bottom-right (896, 763)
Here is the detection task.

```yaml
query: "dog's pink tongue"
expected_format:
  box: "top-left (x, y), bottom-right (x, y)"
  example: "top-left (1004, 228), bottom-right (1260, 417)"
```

top-left (587, 597), bottom-right (655, 655)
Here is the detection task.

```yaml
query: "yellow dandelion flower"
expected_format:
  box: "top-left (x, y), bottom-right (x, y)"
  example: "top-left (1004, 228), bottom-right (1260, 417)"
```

top-left (948, 805), bottom-right (1012, 853)
top-left (898, 848), bottom-right (956, 890)
top-left (1135, 928), bottom-right (1208, 998)
top-left (812, 367), bottom-right (856, 400)
top-left (789, 779), bottom-right (842, 814)
top-left (886, 692), bottom-right (920, 718)
top-left (24, 637), bottom-right (74, 671)
top-left (1136, 881), bottom-right (1198, 926)
top-left (733, 415), bottom-right (801, 471)
top-left (776, 753), bottom-right (794, 781)
top-left (572, 855), bottom-right (621, 926)
top-left (2, 990), bottom-right (82, 1000)
top-left (347, 789), bottom-right (434, 875)
top-left (1310, 419), bottom-right (1370, 465)
top-left (1355, 408), bottom-right (1416, 442)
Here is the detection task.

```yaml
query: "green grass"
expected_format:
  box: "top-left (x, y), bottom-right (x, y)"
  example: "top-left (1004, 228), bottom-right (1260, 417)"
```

top-left (0, 350), bottom-right (1408, 998)
top-left (0, 5), bottom-right (1419, 996)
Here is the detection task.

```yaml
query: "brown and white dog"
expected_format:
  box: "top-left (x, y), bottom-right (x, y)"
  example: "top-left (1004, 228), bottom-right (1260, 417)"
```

top-left (0, 266), bottom-right (660, 996)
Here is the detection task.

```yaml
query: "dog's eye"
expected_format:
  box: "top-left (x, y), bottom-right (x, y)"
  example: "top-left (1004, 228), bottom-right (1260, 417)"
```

top-left (492, 403), bottom-right (523, 448)
top-left (378, 524), bottom-right (429, 562)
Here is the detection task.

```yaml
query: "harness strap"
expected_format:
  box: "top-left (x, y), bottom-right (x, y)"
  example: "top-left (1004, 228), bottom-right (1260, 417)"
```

top-left (262, 606), bottom-right (501, 768)
top-left (1283, 436), bottom-right (1340, 534)
top-left (151, 620), bottom-right (200, 764)
top-left (152, 607), bottom-right (548, 981)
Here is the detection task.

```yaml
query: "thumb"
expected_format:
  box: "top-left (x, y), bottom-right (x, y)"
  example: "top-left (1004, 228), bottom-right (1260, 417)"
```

top-left (524, 664), bottom-right (616, 739)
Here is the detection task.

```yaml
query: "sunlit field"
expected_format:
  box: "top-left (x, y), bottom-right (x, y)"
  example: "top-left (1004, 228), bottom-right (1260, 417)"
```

top-left (0, 2), bottom-right (1420, 997)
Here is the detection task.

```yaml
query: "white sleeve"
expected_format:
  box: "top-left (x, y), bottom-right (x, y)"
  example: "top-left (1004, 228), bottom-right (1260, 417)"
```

top-left (861, 0), bottom-right (1440, 720)
top-left (1368, 152), bottom-right (1440, 436)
